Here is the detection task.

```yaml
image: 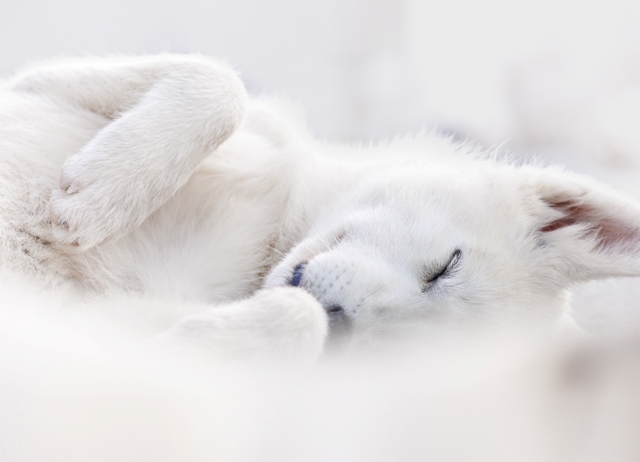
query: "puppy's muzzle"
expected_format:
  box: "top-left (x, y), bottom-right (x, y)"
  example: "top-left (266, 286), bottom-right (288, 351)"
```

top-left (287, 262), bottom-right (352, 342)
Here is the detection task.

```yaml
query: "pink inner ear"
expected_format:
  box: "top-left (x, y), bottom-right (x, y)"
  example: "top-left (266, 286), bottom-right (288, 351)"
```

top-left (541, 199), bottom-right (640, 252)
top-left (540, 217), bottom-right (577, 233)
top-left (540, 199), bottom-right (584, 233)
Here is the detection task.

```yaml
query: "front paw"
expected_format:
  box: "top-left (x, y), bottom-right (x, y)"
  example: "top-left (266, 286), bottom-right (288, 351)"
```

top-left (50, 158), bottom-right (146, 248)
top-left (155, 287), bottom-right (329, 364)
top-left (49, 123), bottom-right (172, 248)
top-left (50, 173), bottom-right (129, 249)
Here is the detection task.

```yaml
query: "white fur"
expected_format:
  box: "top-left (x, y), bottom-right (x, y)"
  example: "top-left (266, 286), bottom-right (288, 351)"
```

top-left (4, 53), bottom-right (640, 461)
top-left (2, 53), bottom-right (640, 359)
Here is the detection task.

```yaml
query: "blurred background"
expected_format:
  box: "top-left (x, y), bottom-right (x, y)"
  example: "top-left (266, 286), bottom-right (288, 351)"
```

top-left (3, 0), bottom-right (640, 332)
top-left (2, 0), bottom-right (640, 153)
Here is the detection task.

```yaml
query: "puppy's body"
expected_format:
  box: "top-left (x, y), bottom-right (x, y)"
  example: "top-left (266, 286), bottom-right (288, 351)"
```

top-left (5, 53), bottom-right (640, 462)
top-left (2, 54), bottom-right (640, 358)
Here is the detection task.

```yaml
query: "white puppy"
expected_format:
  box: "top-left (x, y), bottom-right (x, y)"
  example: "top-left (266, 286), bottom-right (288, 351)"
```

top-left (1, 54), bottom-right (640, 359)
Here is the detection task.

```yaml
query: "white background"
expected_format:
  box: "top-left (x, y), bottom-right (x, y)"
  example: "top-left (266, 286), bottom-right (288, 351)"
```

top-left (3, 0), bottom-right (640, 151)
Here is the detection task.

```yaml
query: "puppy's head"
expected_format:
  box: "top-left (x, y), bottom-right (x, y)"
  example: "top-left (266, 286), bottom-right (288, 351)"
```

top-left (265, 162), bottom-right (640, 348)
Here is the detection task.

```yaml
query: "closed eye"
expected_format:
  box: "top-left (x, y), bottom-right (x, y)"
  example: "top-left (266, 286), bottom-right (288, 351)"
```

top-left (422, 249), bottom-right (461, 292)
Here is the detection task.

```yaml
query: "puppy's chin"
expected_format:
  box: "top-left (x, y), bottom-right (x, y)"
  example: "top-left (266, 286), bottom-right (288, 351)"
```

top-left (321, 310), bottom-right (353, 352)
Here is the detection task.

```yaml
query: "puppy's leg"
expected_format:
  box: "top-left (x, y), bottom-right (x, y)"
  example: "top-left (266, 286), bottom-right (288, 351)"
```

top-left (154, 287), bottom-right (328, 364)
top-left (10, 55), bottom-right (247, 248)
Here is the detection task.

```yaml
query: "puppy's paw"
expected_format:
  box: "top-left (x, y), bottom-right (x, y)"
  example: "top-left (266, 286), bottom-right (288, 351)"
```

top-left (49, 124), bottom-right (174, 248)
top-left (50, 157), bottom-right (142, 248)
top-left (157, 287), bottom-right (329, 365)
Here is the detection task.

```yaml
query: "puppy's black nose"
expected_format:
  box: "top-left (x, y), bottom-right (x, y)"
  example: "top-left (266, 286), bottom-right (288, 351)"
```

top-left (287, 262), bottom-right (307, 287)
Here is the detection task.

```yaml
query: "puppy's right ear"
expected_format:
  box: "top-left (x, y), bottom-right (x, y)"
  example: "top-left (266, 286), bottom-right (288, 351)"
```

top-left (523, 167), bottom-right (640, 283)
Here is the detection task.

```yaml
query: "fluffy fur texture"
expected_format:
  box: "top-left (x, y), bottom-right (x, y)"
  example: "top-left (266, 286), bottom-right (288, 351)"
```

top-left (2, 54), bottom-right (640, 359)
top-left (5, 53), bottom-right (640, 461)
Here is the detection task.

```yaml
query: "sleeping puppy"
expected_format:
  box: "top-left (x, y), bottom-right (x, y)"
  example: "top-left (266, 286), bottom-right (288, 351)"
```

top-left (1, 54), bottom-right (640, 360)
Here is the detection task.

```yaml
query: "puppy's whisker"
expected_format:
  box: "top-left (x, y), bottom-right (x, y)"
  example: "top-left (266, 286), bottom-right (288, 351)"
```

top-left (346, 258), bottom-right (362, 287)
top-left (360, 286), bottom-right (384, 304)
